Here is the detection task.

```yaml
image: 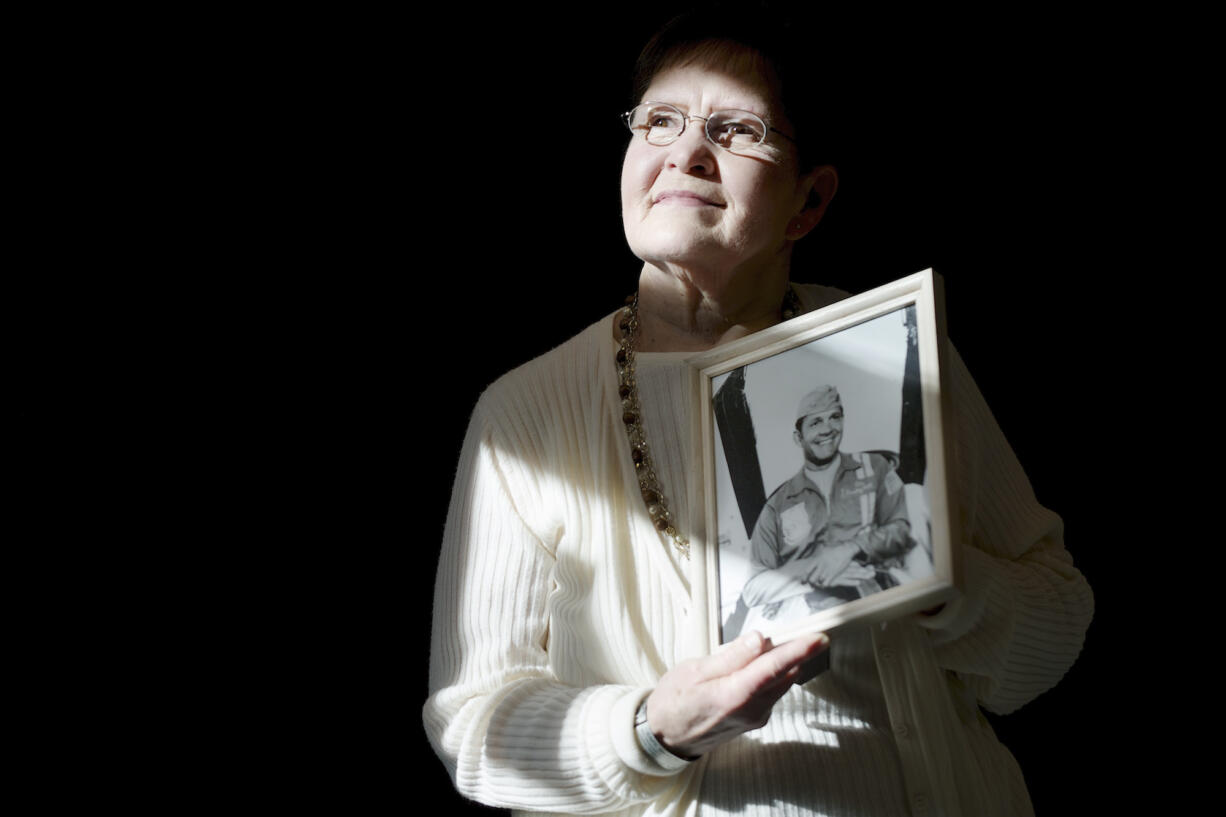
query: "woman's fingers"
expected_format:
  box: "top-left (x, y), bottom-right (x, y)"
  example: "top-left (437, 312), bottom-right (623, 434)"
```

top-left (733, 631), bottom-right (829, 697)
top-left (697, 631), bottom-right (770, 679)
top-left (708, 631), bottom-right (831, 737)
top-left (648, 630), bottom-right (832, 758)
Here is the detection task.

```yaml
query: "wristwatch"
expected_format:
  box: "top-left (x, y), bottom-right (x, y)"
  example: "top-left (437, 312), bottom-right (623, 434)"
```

top-left (634, 696), bottom-right (693, 771)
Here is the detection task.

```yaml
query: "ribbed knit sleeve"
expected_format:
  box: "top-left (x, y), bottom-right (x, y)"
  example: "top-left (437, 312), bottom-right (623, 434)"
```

top-left (917, 344), bottom-right (1094, 714)
top-left (423, 325), bottom-right (695, 814)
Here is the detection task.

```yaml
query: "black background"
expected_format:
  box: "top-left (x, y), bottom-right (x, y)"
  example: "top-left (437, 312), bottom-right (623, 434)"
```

top-left (272, 3), bottom-right (1174, 813)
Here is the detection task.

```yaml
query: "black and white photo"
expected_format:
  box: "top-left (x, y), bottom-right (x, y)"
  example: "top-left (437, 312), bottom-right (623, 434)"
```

top-left (689, 270), bottom-right (958, 646)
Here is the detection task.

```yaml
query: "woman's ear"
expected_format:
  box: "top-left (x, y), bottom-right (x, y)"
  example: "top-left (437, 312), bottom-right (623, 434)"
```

top-left (787, 165), bottom-right (839, 241)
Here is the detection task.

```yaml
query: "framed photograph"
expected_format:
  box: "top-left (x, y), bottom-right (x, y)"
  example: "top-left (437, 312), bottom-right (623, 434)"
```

top-left (686, 269), bottom-right (960, 648)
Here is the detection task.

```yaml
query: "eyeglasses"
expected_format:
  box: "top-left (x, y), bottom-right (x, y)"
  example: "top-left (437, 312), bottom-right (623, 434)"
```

top-left (622, 101), bottom-right (795, 151)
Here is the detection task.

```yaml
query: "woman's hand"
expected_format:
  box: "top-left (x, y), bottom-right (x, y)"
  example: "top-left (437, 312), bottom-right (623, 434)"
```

top-left (645, 630), bottom-right (830, 759)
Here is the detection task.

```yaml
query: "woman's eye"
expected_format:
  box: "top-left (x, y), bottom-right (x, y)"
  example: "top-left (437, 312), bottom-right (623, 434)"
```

top-left (712, 118), bottom-right (764, 146)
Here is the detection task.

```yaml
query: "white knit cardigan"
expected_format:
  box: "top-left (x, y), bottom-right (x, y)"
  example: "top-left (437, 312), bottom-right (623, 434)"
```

top-left (423, 285), bottom-right (1094, 817)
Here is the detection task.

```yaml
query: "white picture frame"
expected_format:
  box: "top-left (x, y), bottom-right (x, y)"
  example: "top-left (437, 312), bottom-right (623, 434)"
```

top-left (686, 269), bottom-right (961, 648)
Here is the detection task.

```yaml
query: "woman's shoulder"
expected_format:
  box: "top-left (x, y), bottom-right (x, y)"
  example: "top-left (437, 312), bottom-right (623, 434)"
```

top-left (792, 282), bottom-right (852, 313)
top-left (475, 311), bottom-right (616, 425)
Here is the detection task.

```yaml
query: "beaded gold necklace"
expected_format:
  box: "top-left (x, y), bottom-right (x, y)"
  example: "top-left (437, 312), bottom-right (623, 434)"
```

top-left (615, 287), bottom-right (801, 559)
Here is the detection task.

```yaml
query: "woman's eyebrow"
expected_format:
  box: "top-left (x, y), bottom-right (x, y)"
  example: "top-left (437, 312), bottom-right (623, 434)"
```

top-left (646, 97), bottom-right (772, 120)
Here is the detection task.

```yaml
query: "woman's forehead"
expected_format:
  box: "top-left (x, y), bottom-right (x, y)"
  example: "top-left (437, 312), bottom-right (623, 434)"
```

top-left (642, 59), bottom-right (782, 116)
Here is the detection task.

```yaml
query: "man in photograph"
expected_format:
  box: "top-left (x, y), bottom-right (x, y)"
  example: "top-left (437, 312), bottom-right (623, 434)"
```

top-left (741, 385), bottom-right (916, 619)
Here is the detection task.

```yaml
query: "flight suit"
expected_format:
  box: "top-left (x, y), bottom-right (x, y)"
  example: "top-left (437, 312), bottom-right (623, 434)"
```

top-left (743, 451), bottom-right (912, 612)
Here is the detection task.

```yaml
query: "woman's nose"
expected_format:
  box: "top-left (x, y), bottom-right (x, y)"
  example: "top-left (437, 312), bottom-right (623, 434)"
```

top-left (665, 118), bottom-right (716, 175)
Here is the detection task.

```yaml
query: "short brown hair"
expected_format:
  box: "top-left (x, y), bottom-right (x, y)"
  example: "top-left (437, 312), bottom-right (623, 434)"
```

top-left (630, 5), bottom-right (829, 171)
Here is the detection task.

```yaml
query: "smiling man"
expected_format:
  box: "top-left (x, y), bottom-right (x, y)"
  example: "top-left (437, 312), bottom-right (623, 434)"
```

top-left (741, 385), bottom-right (915, 618)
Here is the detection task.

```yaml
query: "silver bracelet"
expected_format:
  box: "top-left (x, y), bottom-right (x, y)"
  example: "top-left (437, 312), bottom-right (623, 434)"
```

top-left (634, 696), bottom-right (693, 771)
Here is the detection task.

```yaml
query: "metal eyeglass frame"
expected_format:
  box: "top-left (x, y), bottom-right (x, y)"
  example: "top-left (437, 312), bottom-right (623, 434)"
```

top-left (622, 101), bottom-right (796, 149)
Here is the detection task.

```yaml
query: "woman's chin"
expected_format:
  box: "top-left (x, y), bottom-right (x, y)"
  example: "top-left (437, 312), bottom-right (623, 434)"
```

top-left (632, 236), bottom-right (726, 270)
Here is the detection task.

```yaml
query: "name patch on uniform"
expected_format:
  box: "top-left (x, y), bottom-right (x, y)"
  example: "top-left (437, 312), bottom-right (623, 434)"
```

top-left (884, 470), bottom-right (904, 496)
top-left (780, 503), bottom-right (813, 548)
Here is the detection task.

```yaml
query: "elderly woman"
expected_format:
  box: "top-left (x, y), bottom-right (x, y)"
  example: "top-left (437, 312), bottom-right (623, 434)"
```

top-left (423, 10), bottom-right (1092, 817)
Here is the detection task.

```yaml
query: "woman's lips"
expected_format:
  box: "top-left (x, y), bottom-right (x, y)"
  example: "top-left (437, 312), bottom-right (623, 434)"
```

top-left (653, 191), bottom-right (722, 207)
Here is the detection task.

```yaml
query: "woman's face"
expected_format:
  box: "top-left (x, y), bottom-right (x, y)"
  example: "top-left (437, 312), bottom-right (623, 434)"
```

top-left (620, 61), bottom-right (814, 279)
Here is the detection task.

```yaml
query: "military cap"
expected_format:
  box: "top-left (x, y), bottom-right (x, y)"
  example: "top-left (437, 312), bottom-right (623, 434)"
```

top-left (796, 385), bottom-right (842, 422)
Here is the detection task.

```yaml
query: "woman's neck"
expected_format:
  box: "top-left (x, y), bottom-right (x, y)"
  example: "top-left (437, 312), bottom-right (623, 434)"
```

top-left (632, 262), bottom-right (791, 353)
